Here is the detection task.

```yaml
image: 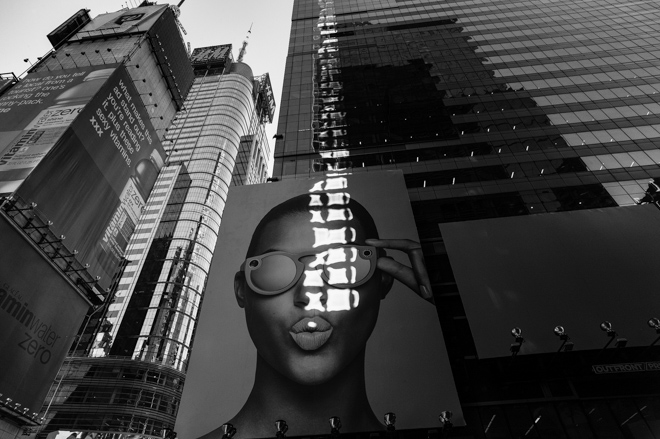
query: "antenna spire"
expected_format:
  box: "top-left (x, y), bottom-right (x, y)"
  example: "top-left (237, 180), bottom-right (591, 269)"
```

top-left (237, 23), bottom-right (253, 63)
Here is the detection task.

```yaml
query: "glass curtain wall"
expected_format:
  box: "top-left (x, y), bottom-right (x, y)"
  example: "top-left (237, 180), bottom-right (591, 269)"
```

top-left (273, 0), bottom-right (660, 437)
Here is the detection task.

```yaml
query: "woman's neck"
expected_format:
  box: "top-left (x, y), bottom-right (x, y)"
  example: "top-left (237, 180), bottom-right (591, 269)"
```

top-left (228, 351), bottom-right (383, 438)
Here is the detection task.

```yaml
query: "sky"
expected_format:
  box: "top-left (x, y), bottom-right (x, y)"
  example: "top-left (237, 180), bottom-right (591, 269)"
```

top-left (0, 0), bottom-right (294, 139)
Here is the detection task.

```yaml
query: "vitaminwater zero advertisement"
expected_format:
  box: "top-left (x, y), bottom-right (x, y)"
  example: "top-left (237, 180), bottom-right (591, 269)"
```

top-left (176, 171), bottom-right (463, 439)
top-left (0, 214), bottom-right (91, 416)
top-left (14, 65), bottom-right (165, 290)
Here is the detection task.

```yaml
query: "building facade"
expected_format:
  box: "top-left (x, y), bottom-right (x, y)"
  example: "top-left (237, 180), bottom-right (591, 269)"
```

top-left (34, 4), bottom-right (193, 144)
top-left (273, 0), bottom-right (660, 437)
top-left (0, 5), bottom-right (274, 439)
top-left (34, 43), bottom-right (274, 438)
top-left (0, 3), bottom-right (194, 439)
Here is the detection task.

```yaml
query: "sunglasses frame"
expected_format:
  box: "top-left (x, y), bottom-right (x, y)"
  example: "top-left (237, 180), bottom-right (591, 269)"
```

top-left (240, 245), bottom-right (378, 296)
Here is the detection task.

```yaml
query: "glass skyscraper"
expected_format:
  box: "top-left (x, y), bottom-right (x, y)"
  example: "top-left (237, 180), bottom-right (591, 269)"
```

top-left (275, 0), bottom-right (660, 209)
top-left (273, 0), bottom-right (660, 437)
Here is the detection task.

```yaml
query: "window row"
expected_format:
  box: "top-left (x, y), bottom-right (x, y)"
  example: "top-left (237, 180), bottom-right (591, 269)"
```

top-left (512, 67), bottom-right (660, 90)
top-left (496, 59), bottom-right (660, 79)
top-left (548, 103), bottom-right (660, 125)
top-left (563, 125), bottom-right (660, 145)
top-left (532, 83), bottom-right (660, 106)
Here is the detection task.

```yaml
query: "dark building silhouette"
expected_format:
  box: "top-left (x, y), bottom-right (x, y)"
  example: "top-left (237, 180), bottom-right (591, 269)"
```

top-left (272, 0), bottom-right (660, 437)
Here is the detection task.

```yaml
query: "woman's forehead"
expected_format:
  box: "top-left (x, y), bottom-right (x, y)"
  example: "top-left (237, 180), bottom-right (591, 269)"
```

top-left (251, 211), bottom-right (369, 254)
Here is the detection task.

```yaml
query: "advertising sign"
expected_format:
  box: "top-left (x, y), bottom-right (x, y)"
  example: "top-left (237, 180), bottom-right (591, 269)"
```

top-left (0, 76), bottom-right (16, 97)
top-left (0, 66), bottom-right (120, 194)
top-left (176, 171), bottom-right (463, 438)
top-left (46, 431), bottom-right (155, 439)
top-left (70, 5), bottom-right (167, 38)
top-left (440, 204), bottom-right (660, 358)
top-left (15, 65), bottom-right (165, 290)
top-left (592, 362), bottom-right (660, 374)
top-left (0, 214), bottom-right (91, 416)
top-left (147, 7), bottom-right (194, 105)
top-left (190, 45), bottom-right (232, 67)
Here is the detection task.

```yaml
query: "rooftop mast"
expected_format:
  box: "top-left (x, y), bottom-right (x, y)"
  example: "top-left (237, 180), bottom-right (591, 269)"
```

top-left (237, 23), bottom-right (253, 62)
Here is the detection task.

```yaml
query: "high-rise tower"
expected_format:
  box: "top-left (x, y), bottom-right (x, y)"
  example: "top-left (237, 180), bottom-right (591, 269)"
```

top-left (272, 0), bottom-right (660, 436)
top-left (35, 43), bottom-right (274, 439)
top-left (0, 4), bottom-right (274, 439)
top-left (0, 3), bottom-right (194, 438)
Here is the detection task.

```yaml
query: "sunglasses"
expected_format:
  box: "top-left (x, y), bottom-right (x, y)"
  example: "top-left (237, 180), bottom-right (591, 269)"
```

top-left (240, 245), bottom-right (378, 295)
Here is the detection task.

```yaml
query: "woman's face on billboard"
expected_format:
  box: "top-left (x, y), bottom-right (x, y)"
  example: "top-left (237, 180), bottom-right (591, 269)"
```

top-left (235, 211), bottom-right (387, 386)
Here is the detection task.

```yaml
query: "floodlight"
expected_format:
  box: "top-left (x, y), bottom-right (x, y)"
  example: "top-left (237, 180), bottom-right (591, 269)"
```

top-left (511, 327), bottom-right (524, 344)
top-left (601, 321), bottom-right (626, 349)
top-left (648, 317), bottom-right (660, 332)
top-left (275, 420), bottom-right (288, 439)
top-left (439, 411), bottom-right (453, 430)
top-left (554, 325), bottom-right (572, 351)
top-left (384, 413), bottom-right (396, 431)
top-left (219, 423), bottom-right (236, 439)
top-left (329, 416), bottom-right (341, 435)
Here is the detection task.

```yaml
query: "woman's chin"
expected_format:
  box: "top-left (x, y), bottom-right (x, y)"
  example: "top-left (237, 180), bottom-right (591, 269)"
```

top-left (287, 365), bottom-right (337, 386)
top-left (283, 356), bottom-right (341, 386)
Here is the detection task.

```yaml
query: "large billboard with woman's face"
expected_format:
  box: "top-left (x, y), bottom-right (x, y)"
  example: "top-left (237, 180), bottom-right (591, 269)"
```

top-left (176, 171), bottom-right (462, 438)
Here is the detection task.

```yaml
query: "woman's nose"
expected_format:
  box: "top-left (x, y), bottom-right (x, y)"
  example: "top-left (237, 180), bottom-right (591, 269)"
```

top-left (293, 269), bottom-right (327, 310)
top-left (293, 269), bottom-right (359, 312)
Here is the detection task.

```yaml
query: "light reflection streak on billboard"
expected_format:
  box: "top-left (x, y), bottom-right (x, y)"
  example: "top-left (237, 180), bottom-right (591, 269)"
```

top-left (303, 174), bottom-right (358, 315)
top-left (313, 0), bottom-right (350, 170)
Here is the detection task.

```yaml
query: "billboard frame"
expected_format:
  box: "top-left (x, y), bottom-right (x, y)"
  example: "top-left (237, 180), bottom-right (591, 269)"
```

top-left (1, 195), bottom-right (104, 306)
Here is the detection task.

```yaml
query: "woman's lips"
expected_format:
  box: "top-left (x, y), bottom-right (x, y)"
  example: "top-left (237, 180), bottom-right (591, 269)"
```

top-left (289, 317), bottom-right (333, 351)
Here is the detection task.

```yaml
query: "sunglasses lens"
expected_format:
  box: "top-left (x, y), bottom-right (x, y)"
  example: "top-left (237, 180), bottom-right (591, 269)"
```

top-left (250, 254), bottom-right (297, 293)
top-left (324, 247), bottom-right (372, 286)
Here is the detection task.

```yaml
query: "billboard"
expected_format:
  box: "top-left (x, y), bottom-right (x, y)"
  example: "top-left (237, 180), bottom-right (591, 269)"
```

top-left (0, 66), bottom-right (119, 194)
top-left (15, 65), bottom-right (165, 290)
top-left (46, 9), bottom-right (91, 49)
top-left (0, 214), bottom-right (91, 416)
top-left (71, 5), bottom-right (168, 38)
top-left (46, 431), bottom-right (155, 439)
top-left (440, 204), bottom-right (660, 358)
top-left (176, 171), bottom-right (463, 438)
top-left (0, 76), bottom-right (16, 97)
top-left (148, 7), bottom-right (195, 105)
top-left (190, 45), bottom-right (232, 67)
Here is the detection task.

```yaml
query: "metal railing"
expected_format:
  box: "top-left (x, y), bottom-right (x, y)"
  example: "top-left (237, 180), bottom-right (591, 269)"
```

top-left (1, 195), bottom-right (105, 305)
